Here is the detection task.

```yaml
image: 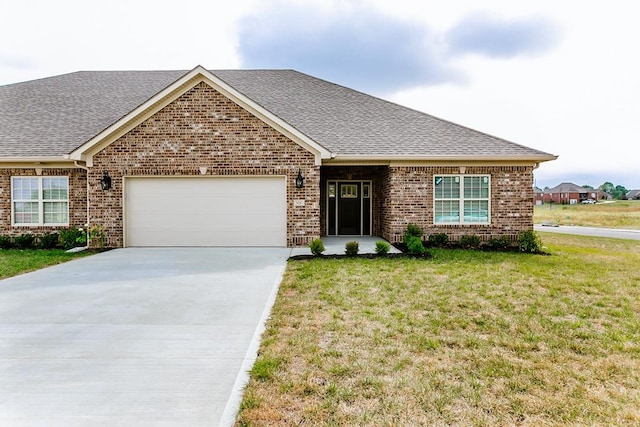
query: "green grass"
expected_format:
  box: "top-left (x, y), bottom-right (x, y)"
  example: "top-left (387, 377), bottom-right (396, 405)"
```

top-left (535, 200), bottom-right (640, 229)
top-left (0, 249), bottom-right (92, 280)
top-left (237, 233), bottom-right (640, 426)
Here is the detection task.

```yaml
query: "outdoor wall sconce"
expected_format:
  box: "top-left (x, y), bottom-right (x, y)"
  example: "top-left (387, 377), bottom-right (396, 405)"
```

top-left (295, 169), bottom-right (305, 188)
top-left (100, 171), bottom-right (112, 191)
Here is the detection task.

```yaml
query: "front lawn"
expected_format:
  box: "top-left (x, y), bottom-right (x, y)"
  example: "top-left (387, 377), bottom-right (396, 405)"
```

top-left (237, 233), bottom-right (640, 426)
top-left (0, 249), bottom-right (92, 280)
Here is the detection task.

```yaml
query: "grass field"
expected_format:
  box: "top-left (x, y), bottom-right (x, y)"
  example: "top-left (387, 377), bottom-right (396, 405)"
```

top-left (237, 233), bottom-right (640, 426)
top-left (0, 249), bottom-right (91, 280)
top-left (534, 200), bottom-right (640, 229)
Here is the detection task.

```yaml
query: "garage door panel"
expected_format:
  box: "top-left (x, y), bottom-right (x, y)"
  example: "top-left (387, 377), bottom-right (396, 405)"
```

top-left (125, 177), bottom-right (286, 247)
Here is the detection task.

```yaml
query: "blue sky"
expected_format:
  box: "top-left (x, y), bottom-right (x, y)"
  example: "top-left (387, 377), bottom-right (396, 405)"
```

top-left (1, 0), bottom-right (638, 189)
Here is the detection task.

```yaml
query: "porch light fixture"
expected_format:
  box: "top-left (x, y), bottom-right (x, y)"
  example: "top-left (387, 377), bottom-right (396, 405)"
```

top-left (100, 171), bottom-right (112, 191)
top-left (295, 169), bottom-right (305, 188)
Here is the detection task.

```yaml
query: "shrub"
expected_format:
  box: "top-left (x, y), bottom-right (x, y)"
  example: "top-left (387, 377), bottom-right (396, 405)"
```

top-left (374, 240), bottom-right (391, 255)
top-left (0, 235), bottom-right (13, 249)
top-left (37, 232), bottom-right (59, 249)
top-left (345, 241), bottom-right (359, 256)
top-left (403, 223), bottom-right (422, 242)
top-left (59, 227), bottom-right (85, 249)
top-left (458, 234), bottom-right (481, 249)
top-left (406, 235), bottom-right (426, 255)
top-left (428, 233), bottom-right (448, 247)
top-left (309, 238), bottom-right (325, 256)
top-left (487, 236), bottom-right (511, 250)
top-left (87, 224), bottom-right (106, 248)
top-left (13, 233), bottom-right (35, 249)
top-left (518, 230), bottom-right (543, 253)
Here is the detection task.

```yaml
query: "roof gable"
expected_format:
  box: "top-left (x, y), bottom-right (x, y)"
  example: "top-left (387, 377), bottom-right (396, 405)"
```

top-left (69, 66), bottom-right (330, 166)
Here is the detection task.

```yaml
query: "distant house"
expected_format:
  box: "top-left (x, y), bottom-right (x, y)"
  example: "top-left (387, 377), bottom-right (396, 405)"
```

top-left (541, 182), bottom-right (605, 204)
top-left (534, 187), bottom-right (544, 205)
top-left (627, 190), bottom-right (640, 200)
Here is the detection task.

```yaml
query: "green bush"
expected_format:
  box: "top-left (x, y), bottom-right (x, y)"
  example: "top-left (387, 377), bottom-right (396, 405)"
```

top-left (404, 223), bottom-right (422, 241)
top-left (458, 234), bottom-right (481, 249)
top-left (406, 235), bottom-right (425, 255)
top-left (345, 241), bottom-right (359, 256)
top-left (37, 232), bottom-right (60, 249)
top-left (13, 233), bottom-right (35, 249)
top-left (428, 233), bottom-right (448, 247)
top-left (59, 227), bottom-right (85, 249)
top-left (309, 238), bottom-right (325, 256)
top-left (518, 230), bottom-right (543, 253)
top-left (487, 236), bottom-right (511, 250)
top-left (374, 240), bottom-right (391, 255)
top-left (0, 235), bottom-right (13, 249)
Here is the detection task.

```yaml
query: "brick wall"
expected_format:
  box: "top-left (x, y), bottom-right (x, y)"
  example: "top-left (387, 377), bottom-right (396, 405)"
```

top-left (90, 81), bottom-right (319, 247)
top-left (382, 165), bottom-right (535, 243)
top-left (0, 168), bottom-right (87, 235)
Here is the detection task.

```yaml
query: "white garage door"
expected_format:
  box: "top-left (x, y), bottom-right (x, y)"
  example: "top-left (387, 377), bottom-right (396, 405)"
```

top-left (125, 177), bottom-right (286, 247)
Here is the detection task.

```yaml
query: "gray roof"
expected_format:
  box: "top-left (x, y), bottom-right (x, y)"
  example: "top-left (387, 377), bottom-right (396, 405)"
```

top-left (0, 69), bottom-right (556, 160)
top-left (548, 182), bottom-right (590, 193)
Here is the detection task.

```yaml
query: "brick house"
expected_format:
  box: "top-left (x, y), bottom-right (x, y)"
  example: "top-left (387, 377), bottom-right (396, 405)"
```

top-left (0, 66), bottom-right (557, 247)
top-left (540, 183), bottom-right (604, 205)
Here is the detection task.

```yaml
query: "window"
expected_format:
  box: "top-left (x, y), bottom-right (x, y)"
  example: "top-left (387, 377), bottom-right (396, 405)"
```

top-left (434, 175), bottom-right (490, 224)
top-left (12, 177), bottom-right (69, 225)
top-left (340, 184), bottom-right (358, 198)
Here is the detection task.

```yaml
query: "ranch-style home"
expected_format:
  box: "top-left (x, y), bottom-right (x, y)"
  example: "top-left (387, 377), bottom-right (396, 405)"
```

top-left (0, 66), bottom-right (556, 247)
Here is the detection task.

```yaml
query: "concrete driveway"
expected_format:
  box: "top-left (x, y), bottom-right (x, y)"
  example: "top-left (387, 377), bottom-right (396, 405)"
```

top-left (0, 248), bottom-right (290, 426)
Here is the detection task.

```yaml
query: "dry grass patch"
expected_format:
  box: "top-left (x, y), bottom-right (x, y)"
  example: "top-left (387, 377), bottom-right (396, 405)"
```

top-left (237, 233), bottom-right (640, 426)
top-left (535, 200), bottom-right (640, 229)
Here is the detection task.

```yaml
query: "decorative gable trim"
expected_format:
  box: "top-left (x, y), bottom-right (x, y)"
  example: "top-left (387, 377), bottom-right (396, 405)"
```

top-left (69, 66), bottom-right (332, 166)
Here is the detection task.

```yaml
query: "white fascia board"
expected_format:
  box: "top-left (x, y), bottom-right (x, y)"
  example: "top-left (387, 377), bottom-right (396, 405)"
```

top-left (325, 154), bottom-right (558, 166)
top-left (69, 65), bottom-right (332, 167)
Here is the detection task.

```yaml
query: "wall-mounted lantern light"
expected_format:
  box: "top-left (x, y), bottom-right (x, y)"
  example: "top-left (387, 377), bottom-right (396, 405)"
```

top-left (295, 169), bottom-right (305, 189)
top-left (100, 171), bottom-right (112, 191)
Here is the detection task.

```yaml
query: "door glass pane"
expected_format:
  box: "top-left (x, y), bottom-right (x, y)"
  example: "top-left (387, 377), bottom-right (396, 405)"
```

top-left (328, 183), bottom-right (336, 198)
top-left (340, 184), bottom-right (358, 198)
top-left (363, 184), bottom-right (370, 198)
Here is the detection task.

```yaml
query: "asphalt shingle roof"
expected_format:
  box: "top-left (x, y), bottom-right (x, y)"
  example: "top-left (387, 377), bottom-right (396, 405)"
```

top-left (0, 69), bottom-right (555, 160)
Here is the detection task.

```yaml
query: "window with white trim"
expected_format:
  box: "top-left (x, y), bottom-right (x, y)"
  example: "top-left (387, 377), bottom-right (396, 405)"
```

top-left (434, 175), bottom-right (490, 224)
top-left (11, 177), bottom-right (69, 226)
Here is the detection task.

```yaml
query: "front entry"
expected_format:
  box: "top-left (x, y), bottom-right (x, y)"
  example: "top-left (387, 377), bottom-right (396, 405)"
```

top-left (327, 181), bottom-right (371, 236)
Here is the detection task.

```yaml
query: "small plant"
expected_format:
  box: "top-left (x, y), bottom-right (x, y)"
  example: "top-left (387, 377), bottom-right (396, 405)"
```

top-left (374, 240), bottom-right (391, 255)
top-left (403, 223), bottom-right (423, 242)
top-left (458, 234), bottom-right (481, 249)
top-left (345, 241), bottom-right (359, 256)
top-left (428, 233), bottom-right (449, 247)
top-left (37, 232), bottom-right (59, 249)
top-left (87, 224), bottom-right (106, 248)
top-left (406, 235), bottom-right (426, 255)
top-left (309, 238), bottom-right (325, 256)
top-left (487, 236), bottom-right (511, 250)
top-left (59, 226), bottom-right (85, 249)
top-left (0, 235), bottom-right (13, 249)
top-left (13, 233), bottom-right (35, 249)
top-left (518, 230), bottom-right (543, 253)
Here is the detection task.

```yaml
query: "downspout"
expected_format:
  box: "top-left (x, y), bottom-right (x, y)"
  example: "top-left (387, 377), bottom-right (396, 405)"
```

top-left (73, 161), bottom-right (90, 229)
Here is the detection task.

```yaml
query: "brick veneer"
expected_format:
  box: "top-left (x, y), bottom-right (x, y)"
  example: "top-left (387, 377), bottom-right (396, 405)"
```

top-left (89, 81), bottom-right (319, 247)
top-left (382, 165), bottom-right (535, 243)
top-left (0, 168), bottom-right (87, 235)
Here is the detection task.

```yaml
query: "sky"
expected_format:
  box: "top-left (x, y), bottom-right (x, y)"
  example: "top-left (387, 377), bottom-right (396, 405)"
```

top-left (1, 0), bottom-right (638, 190)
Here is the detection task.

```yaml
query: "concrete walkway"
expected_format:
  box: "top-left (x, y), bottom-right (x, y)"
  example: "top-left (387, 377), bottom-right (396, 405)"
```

top-left (290, 236), bottom-right (401, 256)
top-left (0, 248), bottom-right (290, 426)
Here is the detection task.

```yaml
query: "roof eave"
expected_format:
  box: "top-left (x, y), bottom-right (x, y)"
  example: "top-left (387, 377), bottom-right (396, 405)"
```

top-left (323, 154), bottom-right (558, 165)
